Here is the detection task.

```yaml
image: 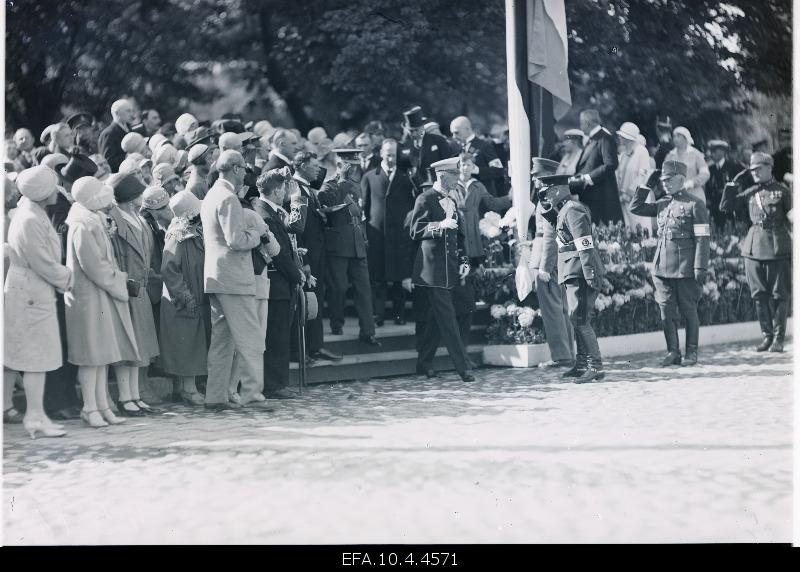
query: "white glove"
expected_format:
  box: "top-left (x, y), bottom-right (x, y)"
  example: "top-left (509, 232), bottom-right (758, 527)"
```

top-left (537, 270), bottom-right (551, 283)
top-left (439, 218), bottom-right (458, 230)
top-left (401, 277), bottom-right (414, 292)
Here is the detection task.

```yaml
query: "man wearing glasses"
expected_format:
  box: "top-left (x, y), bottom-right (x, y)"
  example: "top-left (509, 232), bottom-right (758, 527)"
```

top-left (720, 152), bottom-right (792, 353)
top-left (630, 160), bottom-right (711, 367)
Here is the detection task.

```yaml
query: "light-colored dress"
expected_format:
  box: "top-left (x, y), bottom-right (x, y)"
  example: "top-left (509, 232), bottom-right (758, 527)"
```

top-left (557, 150), bottom-right (581, 176)
top-left (4, 198), bottom-right (72, 372)
top-left (617, 143), bottom-right (655, 232)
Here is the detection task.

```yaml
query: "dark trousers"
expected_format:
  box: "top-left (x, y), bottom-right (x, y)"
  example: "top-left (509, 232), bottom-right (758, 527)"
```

top-left (564, 278), bottom-right (601, 360)
top-left (417, 287), bottom-right (471, 374)
top-left (745, 258), bottom-right (791, 302)
top-left (327, 255), bottom-right (375, 336)
top-left (44, 294), bottom-right (79, 413)
top-left (652, 276), bottom-right (701, 349)
top-left (290, 276), bottom-right (324, 356)
top-left (264, 298), bottom-right (292, 391)
top-left (371, 281), bottom-right (407, 320)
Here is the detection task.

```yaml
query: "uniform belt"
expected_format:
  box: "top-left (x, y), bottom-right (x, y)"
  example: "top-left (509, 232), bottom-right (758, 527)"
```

top-left (754, 221), bottom-right (785, 230)
top-left (535, 232), bottom-right (544, 237)
top-left (558, 244), bottom-right (576, 253)
top-left (658, 230), bottom-right (692, 240)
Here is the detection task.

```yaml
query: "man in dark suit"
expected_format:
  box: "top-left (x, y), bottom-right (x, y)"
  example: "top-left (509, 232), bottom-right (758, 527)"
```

top-left (568, 109), bottom-right (624, 224)
top-left (409, 157), bottom-right (475, 383)
top-left (398, 106), bottom-right (457, 192)
top-left (288, 152), bottom-right (342, 361)
top-left (705, 140), bottom-right (745, 229)
top-left (318, 149), bottom-right (380, 346)
top-left (97, 98), bottom-right (135, 173)
top-left (362, 138), bottom-right (416, 326)
top-left (265, 128), bottom-right (299, 173)
top-left (450, 116), bottom-right (506, 197)
top-left (356, 132), bottom-right (381, 173)
top-left (252, 167), bottom-right (307, 396)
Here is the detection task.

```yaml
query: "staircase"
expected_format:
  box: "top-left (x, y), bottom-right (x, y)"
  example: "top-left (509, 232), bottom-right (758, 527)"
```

top-left (289, 302), bottom-right (489, 384)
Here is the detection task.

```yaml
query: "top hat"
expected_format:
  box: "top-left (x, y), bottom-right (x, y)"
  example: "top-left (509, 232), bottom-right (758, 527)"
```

top-left (403, 106), bottom-right (424, 129)
top-left (66, 111), bottom-right (94, 130)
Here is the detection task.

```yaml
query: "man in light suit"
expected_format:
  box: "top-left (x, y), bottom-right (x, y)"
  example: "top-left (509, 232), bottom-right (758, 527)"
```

top-left (200, 150), bottom-right (272, 410)
top-left (98, 99), bottom-right (135, 173)
top-left (568, 109), bottom-right (624, 224)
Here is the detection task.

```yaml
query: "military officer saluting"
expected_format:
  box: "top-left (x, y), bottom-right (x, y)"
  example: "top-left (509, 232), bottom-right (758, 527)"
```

top-left (318, 148), bottom-right (380, 346)
top-left (537, 174), bottom-right (606, 383)
top-left (719, 152), bottom-right (792, 353)
top-left (630, 160), bottom-right (711, 366)
top-left (409, 157), bottom-right (475, 382)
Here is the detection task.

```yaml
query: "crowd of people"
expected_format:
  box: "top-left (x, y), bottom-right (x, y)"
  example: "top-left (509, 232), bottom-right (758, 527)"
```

top-left (2, 98), bottom-right (793, 438)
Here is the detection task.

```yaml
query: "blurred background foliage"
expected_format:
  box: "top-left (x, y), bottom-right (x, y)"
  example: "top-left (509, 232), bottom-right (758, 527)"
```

top-left (5, 0), bottom-right (792, 147)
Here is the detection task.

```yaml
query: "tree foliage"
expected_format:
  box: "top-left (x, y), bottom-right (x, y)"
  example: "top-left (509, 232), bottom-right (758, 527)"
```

top-left (5, 0), bottom-right (792, 143)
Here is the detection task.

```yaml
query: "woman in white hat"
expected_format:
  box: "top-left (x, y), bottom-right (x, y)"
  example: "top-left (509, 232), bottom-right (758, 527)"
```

top-left (158, 190), bottom-right (210, 404)
top-left (664, 126), bottom-right (710, 202)
top-left (65, 176), bottom-right (140, 428)
top-left (4, 166), bottom-right (74, 438)
top-left (615, 122), bottom-right (655, 232)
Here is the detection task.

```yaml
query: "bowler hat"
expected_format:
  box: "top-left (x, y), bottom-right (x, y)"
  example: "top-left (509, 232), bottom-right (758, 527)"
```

top-left (403, 106), bottom-right (424, 129)
top-left (185, 126), bottom-right (214, 148)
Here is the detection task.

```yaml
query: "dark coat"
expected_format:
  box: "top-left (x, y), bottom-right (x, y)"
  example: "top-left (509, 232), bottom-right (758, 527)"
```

top-left (284, 177), bottom-right (326, 277)
top-left (571, 127), bottom-right (624, 224)
top-left (318, 178), bottom-right (368, 259)
top-left (462, 136), bottom-right (506, 197)
top-left (97, 122), bottom-right (128, 173)
top-left (398, 132), bottom-right (457, 189)
top-left (251, 198), bottom-right (304, 300)
top-left (409, 189), bottom-right (466, 290)
top-left (720, 178), bottom-right (792, 260)
top-left (362, 166), bottom-right (416, 282)
top-left (264, 153), bottom-right (294, 174)
top-left (706, 158), bottom-right (745, 227)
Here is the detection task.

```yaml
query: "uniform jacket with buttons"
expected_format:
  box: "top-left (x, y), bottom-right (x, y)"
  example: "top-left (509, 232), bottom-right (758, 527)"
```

top-left (630, 186), bottom-right (710, 278)
top-left (554, 200), bottom-right (605, 285)
top-left (719, 178), bottom-right (792, 260)
top-left (318, 178), bottom-right (368, 259)
top-left (409, 189), bottom-right (467, 289)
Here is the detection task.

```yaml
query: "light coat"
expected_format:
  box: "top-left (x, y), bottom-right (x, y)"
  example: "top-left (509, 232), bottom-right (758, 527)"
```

top-left (4, 198), bottom-right (72, 372)
top-left (64, 203), bottom-right (139, 366)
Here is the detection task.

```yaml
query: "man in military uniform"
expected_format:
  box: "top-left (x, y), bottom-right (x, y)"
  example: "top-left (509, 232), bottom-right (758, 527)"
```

top-left (409, 157), bottom-right (475, 382)
top-left (720, 152), bottom-right (792, 352)
top-left (318, 148), bottom-right (380, 346)
top-left (630, 160), bottom-right (711, 366)
top-left (528, 157), bottom-right (575, 369)
top-left (537, 174), bottom-right (606, 383)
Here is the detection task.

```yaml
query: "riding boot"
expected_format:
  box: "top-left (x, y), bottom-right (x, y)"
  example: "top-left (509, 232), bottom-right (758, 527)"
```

top-left (562, 354), bottom-right (587, 378)
top-left (755, 299), bottom-right (774, 352)
top-left (683, 319), bottom-right (699, 366)
top-left (660, 319), bottom-right (682, 366)
top-left (575, 355), bottom-right (605, 384)
top-left (769, 300), bottom-right (787, 353)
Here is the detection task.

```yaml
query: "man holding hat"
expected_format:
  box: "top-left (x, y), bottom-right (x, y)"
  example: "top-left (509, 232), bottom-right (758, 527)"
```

top-left (318, 148), bottom-right (379, 346)
top-left (615, 121), bottom-right (654, 231)
top-left (631, 160), bottom-right (711, 366)
top-left (408, 156), bottom-right (475, 382)
top-left (528, 158), bottom-right (575, 369)
top-left (398, 106), bottom-right (457, 190)
top-left (705, 139), bottom-right (744, 229)
top-left (537, 173), bottom-right (606, 383)
top-left (720, 152), bottom-right (792, 353)
top-left (185, 144), bottom-right (213, 199)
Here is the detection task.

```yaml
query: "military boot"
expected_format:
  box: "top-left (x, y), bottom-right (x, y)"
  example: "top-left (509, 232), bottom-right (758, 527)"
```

top-left (683, 320), bottom-right (699, 366)
top-left (574, 356), bottom-right (605, 384)
top-left (769, 300), bottom-right (787, 353)
top-left (562, 354), bottom-right (587, 378)
top-left (755, 300), bottom-right (774, 352)
top-left (660, 320), bottom-right (682, 366)
top-left (683, 346), bottom-right (698, 366)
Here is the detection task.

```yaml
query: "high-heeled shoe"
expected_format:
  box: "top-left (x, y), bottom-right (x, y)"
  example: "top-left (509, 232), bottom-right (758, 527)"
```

top-left (100, 408), bottom-right (127, 425)
top-left (134, 399), bottom-right (162, 414)
top-left (80, 409), bottom-right (109, 428)
top-left (23, 418), bottom-right (67, 439)
top-left (116, 400), bottom-right (146, 417)
top-left (42, 418), bottom-right (65, 431)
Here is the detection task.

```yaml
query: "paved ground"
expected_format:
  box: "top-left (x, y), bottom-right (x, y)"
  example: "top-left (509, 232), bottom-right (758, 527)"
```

top-left (2, 340), bottom-right (793, 544)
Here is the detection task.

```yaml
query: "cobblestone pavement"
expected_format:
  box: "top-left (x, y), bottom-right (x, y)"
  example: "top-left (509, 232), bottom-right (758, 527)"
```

top-left (2, 340), bottom-right (792, 544)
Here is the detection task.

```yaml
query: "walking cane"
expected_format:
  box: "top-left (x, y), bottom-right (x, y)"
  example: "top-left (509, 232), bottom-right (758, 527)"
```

top-left (296, 282), bottom-right (307, 395)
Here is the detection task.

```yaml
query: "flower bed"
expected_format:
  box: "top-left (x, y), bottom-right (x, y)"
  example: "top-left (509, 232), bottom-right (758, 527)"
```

top-left (474, 214), bottom-right (757, 345)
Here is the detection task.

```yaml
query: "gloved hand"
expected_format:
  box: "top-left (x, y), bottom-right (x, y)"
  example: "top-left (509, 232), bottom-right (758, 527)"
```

top-left (458, 262), bottom-right (470, 280)
top-left (537, 270), bottom-right (551, 283)
top-left (568, 176), bottom-right (585, 193)
top-left (439, 218), bottom-right (458, 230)
top-left (645, 169), bottom-right (662, 189)
top-left (694, 268), bottom-right (708, 284)
top-left (401, 277), bottom-right (414, 292)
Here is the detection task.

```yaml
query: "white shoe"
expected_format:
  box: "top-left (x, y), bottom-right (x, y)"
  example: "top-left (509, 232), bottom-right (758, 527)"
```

top-left (228, 391), bottom-right (242, 404)
top-left (252, 392), bottom-right (266, 402)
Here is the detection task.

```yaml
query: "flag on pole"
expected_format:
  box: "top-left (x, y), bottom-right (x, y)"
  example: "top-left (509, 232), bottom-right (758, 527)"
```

top-left (505, 0), bottom-right (571, 300)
